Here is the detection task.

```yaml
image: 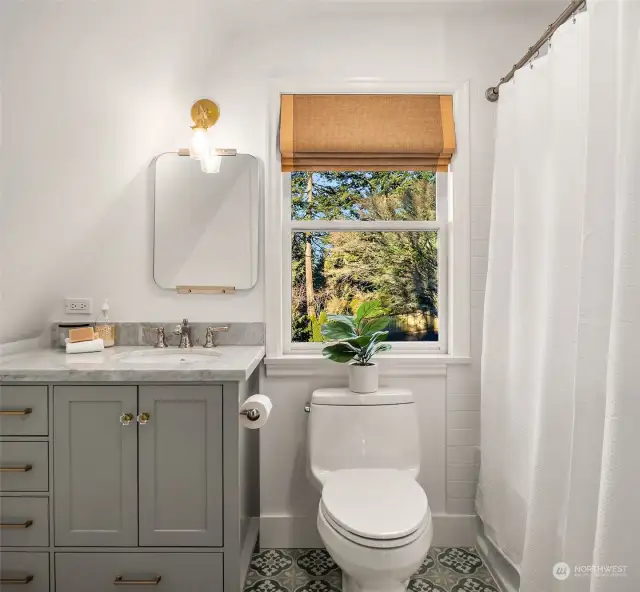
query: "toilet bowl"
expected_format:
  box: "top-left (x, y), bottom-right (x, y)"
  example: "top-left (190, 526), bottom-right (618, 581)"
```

top-left (306, 388), bottom-right (431, 592)
top-left (316, 468), bottom-right (433, 592)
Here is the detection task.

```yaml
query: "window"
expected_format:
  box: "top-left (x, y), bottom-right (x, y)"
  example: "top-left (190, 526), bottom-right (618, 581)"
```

top-left (286, 170), bottom-right (448, 352)
top-left (265, 81), bottom-right (471, 365)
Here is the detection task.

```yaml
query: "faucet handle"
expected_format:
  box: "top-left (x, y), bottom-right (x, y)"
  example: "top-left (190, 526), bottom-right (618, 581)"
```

top-left (154, 327), bottom-right (168, 348)
top-left (203, 326), bottom-right (228, 348)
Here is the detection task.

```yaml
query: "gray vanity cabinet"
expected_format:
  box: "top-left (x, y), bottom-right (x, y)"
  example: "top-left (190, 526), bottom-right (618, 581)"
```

top-left (2, 369), bottom-right (260, 592)
top-left (138, 385), bottom-right (223, 547)
top-left (53, 386), bottom-right (139, 547)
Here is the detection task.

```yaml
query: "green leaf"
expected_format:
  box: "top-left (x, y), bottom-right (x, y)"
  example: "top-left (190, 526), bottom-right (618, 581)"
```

top-left (321, 321), bottom-right (358, 341)
top-left (344, 335), bottom-right (372, 348)
top-left (362, 316), bottom-right (390, 335)
top-left (360, 335), bottom-right (391, 363)
top-left (355, 300), bottom-right (382, 324)
top-left (326, 315), bottom-right (357, 330)
top-left (370, 331), bottom-right (389, 343)
top-left (322, 343), bottom-right (357, 363)
top-left (373, 343), bottom-right (392, 355)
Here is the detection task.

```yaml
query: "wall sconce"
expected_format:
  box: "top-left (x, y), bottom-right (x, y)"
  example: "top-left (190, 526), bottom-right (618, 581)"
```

top-left (190, 99), bottom-right (222, 173)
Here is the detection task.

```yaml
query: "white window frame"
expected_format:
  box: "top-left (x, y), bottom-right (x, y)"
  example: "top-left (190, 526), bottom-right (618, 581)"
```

top-left (284, 173), bottom-right (449, 355)
top-left (265, 79), bottom-right (471, 369)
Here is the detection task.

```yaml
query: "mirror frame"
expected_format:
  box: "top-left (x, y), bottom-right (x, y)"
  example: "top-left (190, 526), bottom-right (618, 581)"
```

top-left (150, 151), bottom-right (261, 293)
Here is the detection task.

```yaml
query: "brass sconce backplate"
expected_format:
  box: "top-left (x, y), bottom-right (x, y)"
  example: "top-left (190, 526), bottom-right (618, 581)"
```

top-left (191, 99), bottom-right (220, 130)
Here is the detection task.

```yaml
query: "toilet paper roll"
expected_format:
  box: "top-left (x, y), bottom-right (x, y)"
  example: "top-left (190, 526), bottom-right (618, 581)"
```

top-left (239, 394), bottom-right (272, 429)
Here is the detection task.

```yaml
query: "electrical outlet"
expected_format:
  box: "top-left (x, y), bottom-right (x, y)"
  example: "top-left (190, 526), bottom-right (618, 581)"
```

top-left (65, 298), bottom-right (92, 314)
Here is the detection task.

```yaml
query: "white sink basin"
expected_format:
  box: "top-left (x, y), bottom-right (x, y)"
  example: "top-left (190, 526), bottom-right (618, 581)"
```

top-left (115, 349), bottom-right (224, 365)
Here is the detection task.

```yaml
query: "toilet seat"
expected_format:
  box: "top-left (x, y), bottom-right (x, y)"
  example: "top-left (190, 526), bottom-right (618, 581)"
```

top-left (320, 504), bottom-right (431, 549)
top-left (320, 468), bottom-right (430, 549)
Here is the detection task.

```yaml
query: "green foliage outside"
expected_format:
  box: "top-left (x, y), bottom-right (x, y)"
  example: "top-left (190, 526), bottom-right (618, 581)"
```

top-left (321, 300), bottom-right (391, 366)
top-left (291, 171), bottom-right (439, 343)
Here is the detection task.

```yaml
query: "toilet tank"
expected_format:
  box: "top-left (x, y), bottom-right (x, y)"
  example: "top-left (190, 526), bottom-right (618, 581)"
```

top-left (307, 387), bottom-right (420, 491)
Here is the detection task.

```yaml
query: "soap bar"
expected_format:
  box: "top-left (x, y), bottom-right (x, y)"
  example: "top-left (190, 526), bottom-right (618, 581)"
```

top-left (68, 327), bottom-right (95, 343)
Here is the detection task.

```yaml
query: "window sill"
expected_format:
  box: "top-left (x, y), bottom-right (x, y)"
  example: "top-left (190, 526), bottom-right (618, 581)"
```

top-left (264, 354), bottom-right (471, 378)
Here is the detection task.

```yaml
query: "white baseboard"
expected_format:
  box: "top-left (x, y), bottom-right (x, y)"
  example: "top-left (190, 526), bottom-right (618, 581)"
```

top-left (260, 514), bottom-right (479, 549)
top-left (432, 514), bottom-right (480, 547)
top-left (260, 516), bottom-right (323, 548)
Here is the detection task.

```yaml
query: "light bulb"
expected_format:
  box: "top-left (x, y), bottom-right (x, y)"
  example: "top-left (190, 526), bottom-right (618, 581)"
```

top-left (190, 127), bottom-right (212, 160)
top-left (200, 152), bottom-right (222, 174)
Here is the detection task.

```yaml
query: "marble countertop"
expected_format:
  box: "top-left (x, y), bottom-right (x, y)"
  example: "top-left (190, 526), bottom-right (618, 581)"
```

top-left (0, 346), bottom-right (265, 383)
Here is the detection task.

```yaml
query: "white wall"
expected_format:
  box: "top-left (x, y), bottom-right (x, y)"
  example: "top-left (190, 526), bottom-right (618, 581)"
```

top-left (1, 0), bottom-right (562, 545)
top-left (0, 0), bottom-right (264, 344)
top-left (245, 1), bottom-right (562, 546)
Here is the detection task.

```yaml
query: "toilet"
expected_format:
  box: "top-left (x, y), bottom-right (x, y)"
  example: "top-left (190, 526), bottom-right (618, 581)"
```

top-left (307, 387), bottom-right (433, 592)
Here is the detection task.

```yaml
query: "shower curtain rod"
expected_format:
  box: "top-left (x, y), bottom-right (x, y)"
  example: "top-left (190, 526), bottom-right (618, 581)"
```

top-left (485, 0), bottom-right (586, 102)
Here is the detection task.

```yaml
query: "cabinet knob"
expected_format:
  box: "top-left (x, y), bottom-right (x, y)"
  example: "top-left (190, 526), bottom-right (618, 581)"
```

top-left (120, 413), bottom-right (134, 426)
top-left (137, 412), bottom-right (151, 425)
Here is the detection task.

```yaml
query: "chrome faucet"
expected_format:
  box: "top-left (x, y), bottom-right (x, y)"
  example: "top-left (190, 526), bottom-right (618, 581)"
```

top-left (174, 319), bottom-right (192, 348)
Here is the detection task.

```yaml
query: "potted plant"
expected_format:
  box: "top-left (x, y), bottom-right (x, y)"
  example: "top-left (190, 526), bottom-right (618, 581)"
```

top-left (321, 300), bottom-right (391, 393)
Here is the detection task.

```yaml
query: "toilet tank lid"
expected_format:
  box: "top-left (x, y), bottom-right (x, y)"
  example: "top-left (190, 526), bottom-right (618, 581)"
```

top-left (311, 388), bottom-right (413, 406)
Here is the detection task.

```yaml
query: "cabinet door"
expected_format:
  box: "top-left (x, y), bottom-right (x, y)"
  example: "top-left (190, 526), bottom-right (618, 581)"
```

top-left (138, 386), bottom-right (223, 546)
top-left (54, 386), bottom-right (138, 546)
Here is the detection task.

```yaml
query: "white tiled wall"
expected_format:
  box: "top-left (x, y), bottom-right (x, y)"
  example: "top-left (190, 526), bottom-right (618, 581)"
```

top-left (444, 163), bottom-right (492, 515)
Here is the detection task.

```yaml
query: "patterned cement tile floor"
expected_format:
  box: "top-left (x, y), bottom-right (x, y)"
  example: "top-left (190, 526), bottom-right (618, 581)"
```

top-left (245, 547), bottom-right (500, 592)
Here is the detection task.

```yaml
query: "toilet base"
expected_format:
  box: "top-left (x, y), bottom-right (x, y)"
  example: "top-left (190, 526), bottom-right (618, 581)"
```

top-left (342, 573), bottom-right (410, 592)
top-left (317, 508), bottom-right (433, 592)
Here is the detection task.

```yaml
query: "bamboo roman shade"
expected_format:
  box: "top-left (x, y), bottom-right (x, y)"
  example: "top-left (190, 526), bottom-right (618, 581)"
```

top-left (279, 94), bottom-right (456, 172)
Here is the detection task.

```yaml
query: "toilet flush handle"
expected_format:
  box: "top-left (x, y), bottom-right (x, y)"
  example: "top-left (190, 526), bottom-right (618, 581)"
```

top-left (304, 403), bottom-right (311, 413)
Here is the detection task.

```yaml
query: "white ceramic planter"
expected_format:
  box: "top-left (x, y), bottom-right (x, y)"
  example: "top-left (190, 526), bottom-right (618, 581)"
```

top-left (349, 363), bottom-right (379, 394)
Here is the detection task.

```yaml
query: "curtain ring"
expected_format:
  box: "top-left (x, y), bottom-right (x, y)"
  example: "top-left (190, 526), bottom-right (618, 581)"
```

top-left (529, 49), bottom-right (540, 70)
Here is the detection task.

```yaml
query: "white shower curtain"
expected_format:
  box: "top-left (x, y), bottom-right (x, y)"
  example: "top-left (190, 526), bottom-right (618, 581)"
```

top-left (479, 1), bottom-right (640, 591)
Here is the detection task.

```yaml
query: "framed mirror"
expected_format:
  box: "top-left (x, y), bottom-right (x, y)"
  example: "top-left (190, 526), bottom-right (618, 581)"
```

top-left (152, 153), bottom-right (260, 291)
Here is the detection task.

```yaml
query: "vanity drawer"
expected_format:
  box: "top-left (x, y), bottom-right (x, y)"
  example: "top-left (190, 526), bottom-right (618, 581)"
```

top-left (1, 552), bottom-right (49, 591)
top-left (56, 553), bottom-right (223, 592)
top-left (0, 442), bottom-right (49, 491)
top-left (0, 386), bottom-right (48, 436)
top-left (0, 497), bottom-right (49, 546)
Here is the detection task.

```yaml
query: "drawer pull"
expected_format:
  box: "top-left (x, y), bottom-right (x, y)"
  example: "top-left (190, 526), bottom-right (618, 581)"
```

top-left (0, 520), bottom-right (34, 529)
top-left (0, 464), bottom-right (33, 473)
top-left (0, 575), bottom-right (34, 585)
top-left (114, 576), bottom-right (162, 586)
top-left (0, 408), bottom-right (32, 416)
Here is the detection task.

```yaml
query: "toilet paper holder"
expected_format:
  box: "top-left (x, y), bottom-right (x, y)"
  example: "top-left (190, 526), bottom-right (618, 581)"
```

top-left (239, 408), bottom-right (261, 422)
